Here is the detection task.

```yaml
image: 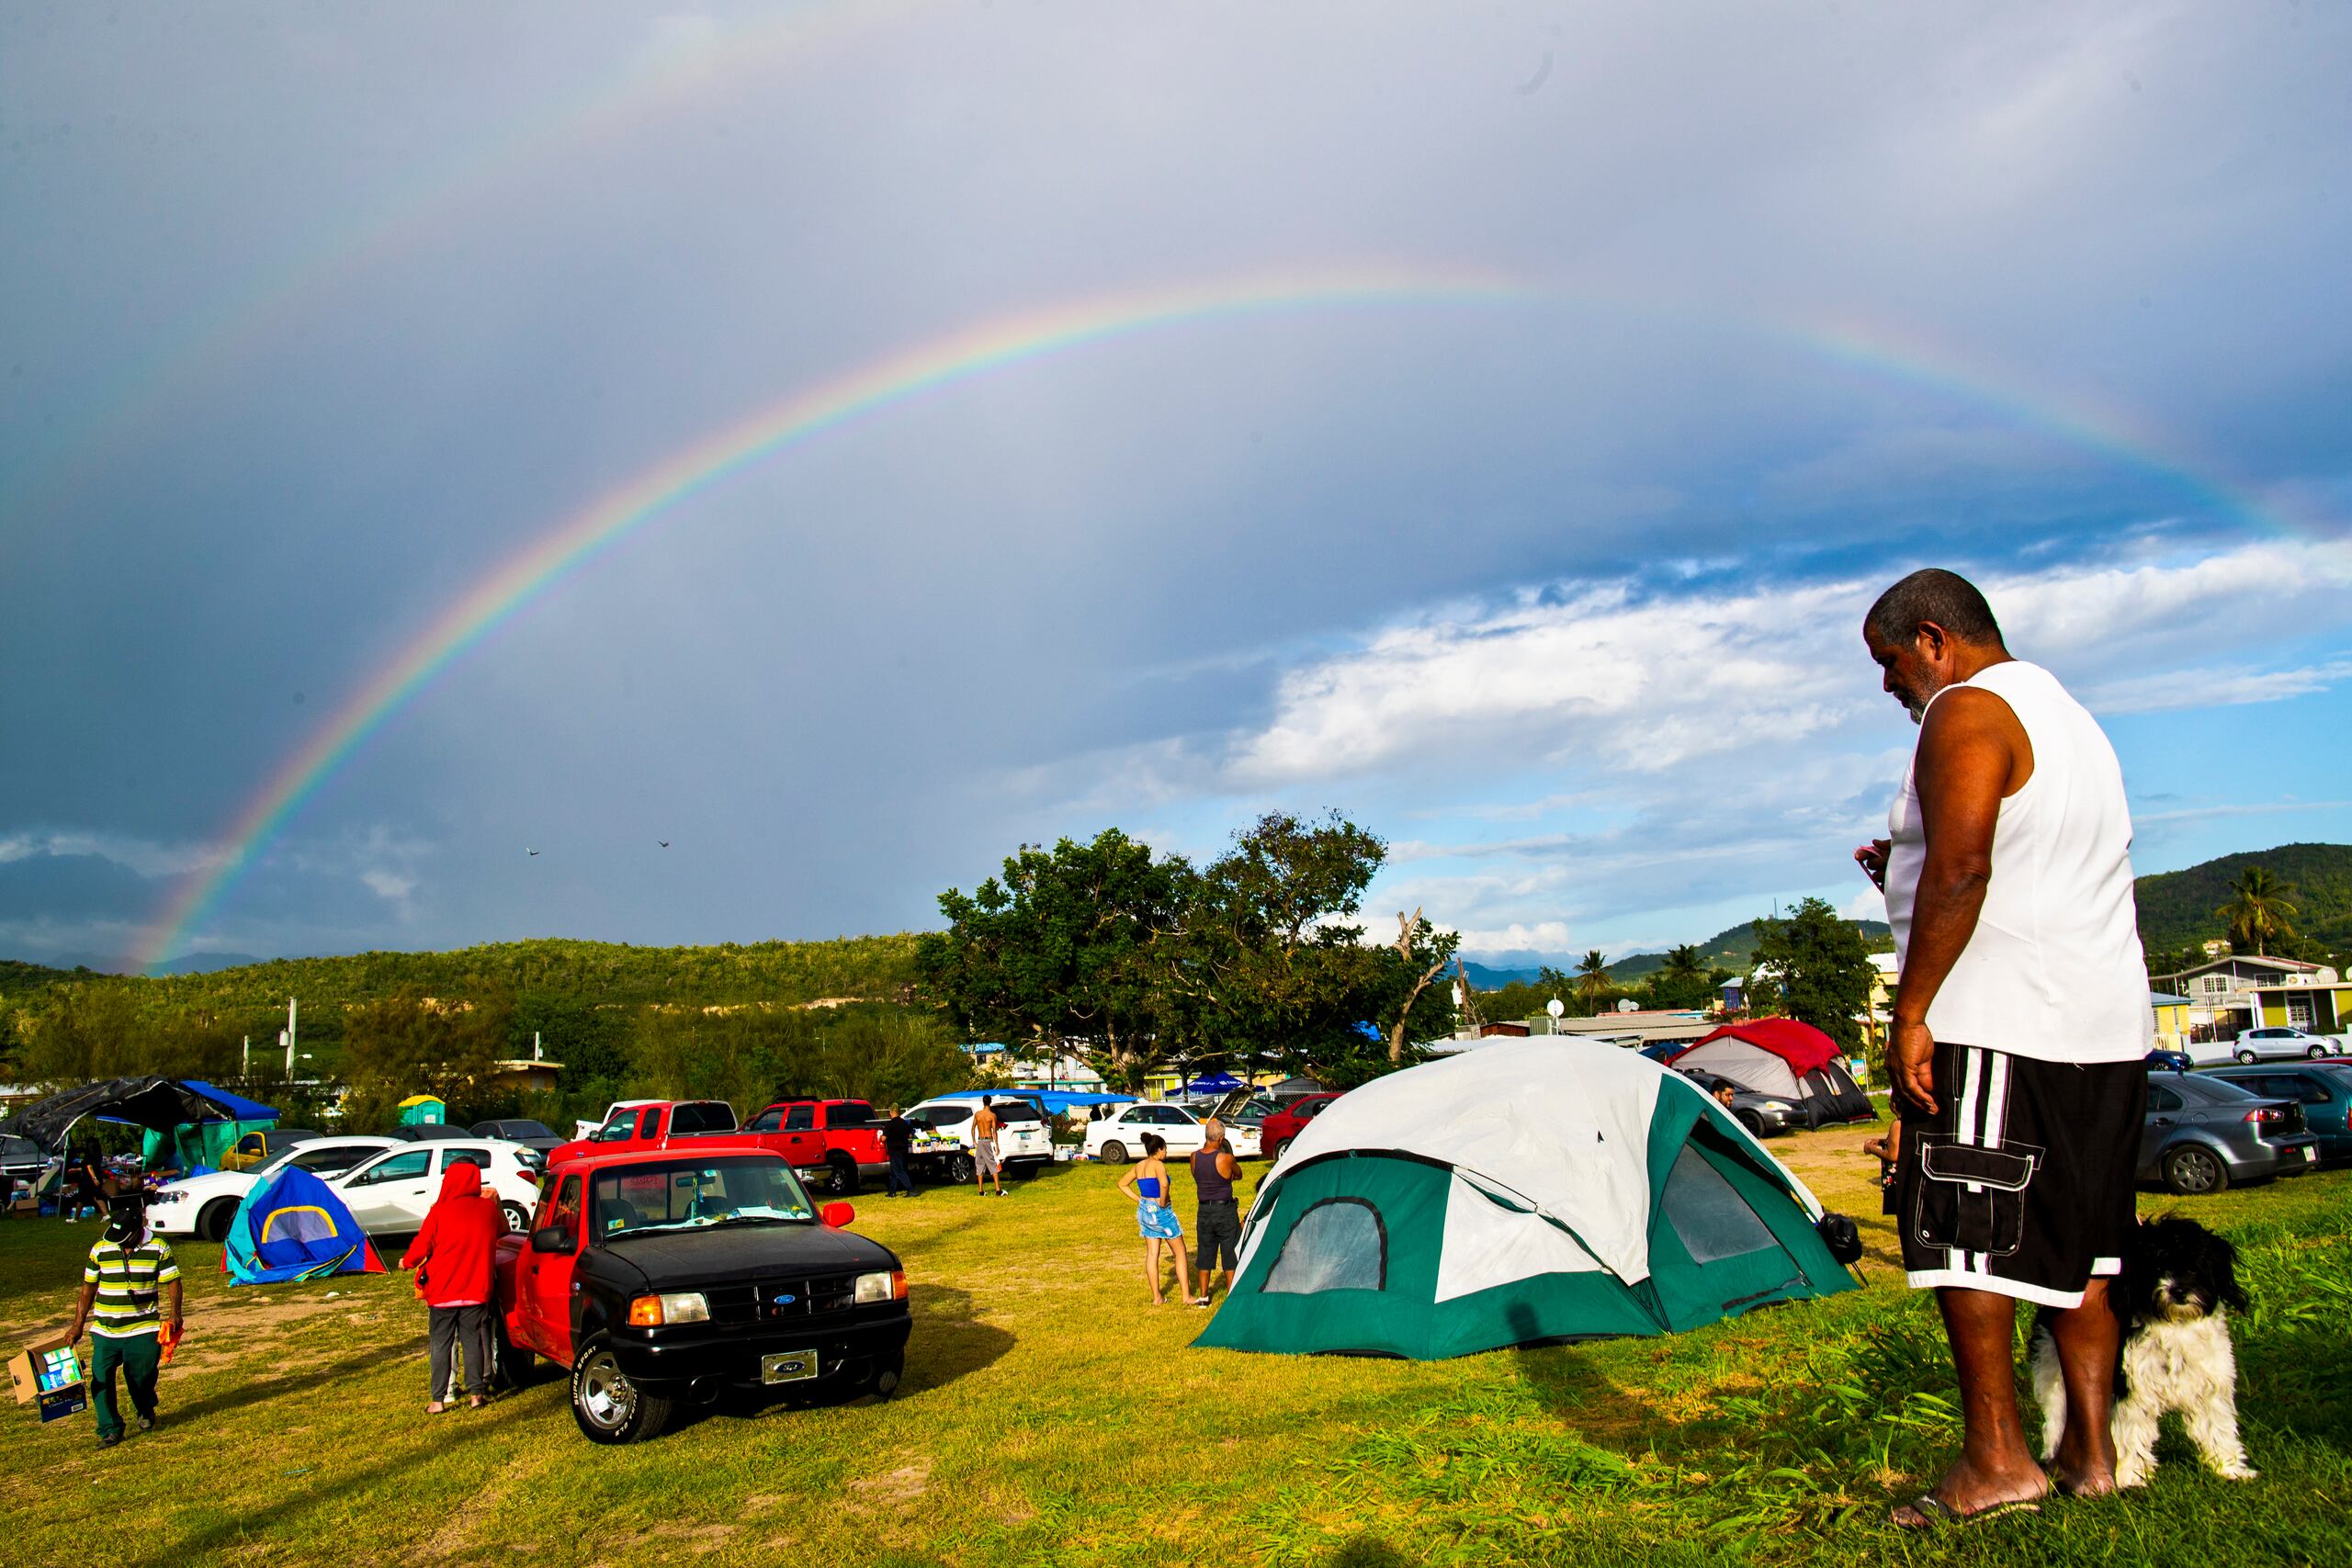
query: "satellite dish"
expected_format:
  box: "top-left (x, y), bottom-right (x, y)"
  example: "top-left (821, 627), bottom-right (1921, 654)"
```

top-left (1545, 998), bottom-right (1566, 1019)
top-left (1616, 998), bottom-right (1639, 1013)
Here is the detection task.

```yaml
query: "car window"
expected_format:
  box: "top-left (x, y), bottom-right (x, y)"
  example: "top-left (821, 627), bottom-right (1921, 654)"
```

top-left (594, 1115), bottom-right (638, 1144)
top-left (346, 1149), bottom-right (432, 1186)
top-left (439, 1146), bottom-right (493, 1172)
top-left (638, 1107), bottom-right (664, 1139)
top-left (544, 1172), bottom-right (583, 1235)
top-left (1164, 1107), bottom-right (1197, 1125)
top-left (916, 1105), bottom-right (971, 1128)
top-left (744, 1108), bottom-right (784, 1133)
top-left (288, 1144), bottom-right (378, 1175)
top-left (589, 1156), bottom-right (815, 1236)
top-left (2147, 1085), bottom-right (2182, 1112)
top-left (783, 1105), bottom-right (815, 1133)
top-left (1300, 1099), bottom-right (1331, 1119)
top-left (671, 1103), bottom-right (736, 1134)
top-left (829, 1102), bottom-right (876, 1126)
top-left (510, 1122), bottom-right (553, 1140)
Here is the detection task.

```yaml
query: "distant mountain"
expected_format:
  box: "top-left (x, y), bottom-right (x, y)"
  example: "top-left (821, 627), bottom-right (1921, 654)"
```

top-left (0, 957), bottom-right (96, 999)
top-left (2134, 842), bottom-right (2352, 956)
top-left (1460, 961), bottom-right (1544, 989)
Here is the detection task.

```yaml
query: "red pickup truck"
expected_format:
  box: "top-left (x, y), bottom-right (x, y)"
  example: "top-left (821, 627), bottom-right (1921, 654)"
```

top-left (549, 1098), bottom-right (892, 1197)
top-left (741, 1100), bottom-right (890, 1196)
top-left (548, 1100), bottom-right (752, 1168)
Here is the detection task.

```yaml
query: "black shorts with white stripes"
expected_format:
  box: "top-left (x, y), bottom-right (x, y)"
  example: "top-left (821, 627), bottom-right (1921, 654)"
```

top-left (1895, 1040), bottom-right (2146, 1309)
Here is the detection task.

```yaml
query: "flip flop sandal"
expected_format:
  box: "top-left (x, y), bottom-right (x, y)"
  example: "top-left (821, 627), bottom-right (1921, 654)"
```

top-left (1893, 1495), bottom-right (2042, 1529)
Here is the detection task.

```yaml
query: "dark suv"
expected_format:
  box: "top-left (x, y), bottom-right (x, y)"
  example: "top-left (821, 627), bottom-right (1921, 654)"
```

top-left (2139, 1074), bottom-right (2320, 1194)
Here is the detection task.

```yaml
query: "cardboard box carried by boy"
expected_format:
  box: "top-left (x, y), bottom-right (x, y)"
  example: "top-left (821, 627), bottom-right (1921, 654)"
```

top-left (8, 1334), bottom-right (88, 1423)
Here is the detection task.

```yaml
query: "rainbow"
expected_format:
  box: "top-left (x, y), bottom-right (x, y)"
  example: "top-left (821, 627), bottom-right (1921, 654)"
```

top-left (4, 0), bottom-right (909, 527)
top-left (131, 262), bottom-right (1534, 967)
top-left (133, 265), bottom-right (2340, 969)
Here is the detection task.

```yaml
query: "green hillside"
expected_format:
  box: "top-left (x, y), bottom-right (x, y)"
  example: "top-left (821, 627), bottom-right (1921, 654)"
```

top-left (122, 934), bottom-right (926, 1012)
top-left (1610, 918), bottom-right (1892, 980)
top-left (2135, 841), bottom-right (2352, 957)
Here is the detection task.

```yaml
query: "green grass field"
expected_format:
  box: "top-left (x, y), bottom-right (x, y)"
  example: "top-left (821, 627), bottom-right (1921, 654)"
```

top-left (3, 1122), bottom-right (2346, 1567)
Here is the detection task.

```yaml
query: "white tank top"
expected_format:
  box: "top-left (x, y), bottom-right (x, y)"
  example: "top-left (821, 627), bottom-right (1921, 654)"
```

top-left (1884, 660), bottom-right (2153, 1064)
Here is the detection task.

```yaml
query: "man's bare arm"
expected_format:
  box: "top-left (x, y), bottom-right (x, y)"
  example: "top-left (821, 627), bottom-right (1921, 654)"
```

top-left (1889, 688), bottom-right (2025, 1114)
top-left (65, 1280), bottom-right (97, 1341)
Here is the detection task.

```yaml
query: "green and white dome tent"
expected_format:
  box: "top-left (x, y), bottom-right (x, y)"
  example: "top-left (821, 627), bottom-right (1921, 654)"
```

top-left (1193, 1039), bottom-right (1860, 1359)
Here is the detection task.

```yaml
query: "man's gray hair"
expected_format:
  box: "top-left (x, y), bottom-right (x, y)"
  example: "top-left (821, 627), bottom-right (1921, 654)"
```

top-left (1865, 568), bottom-right (2004, 648)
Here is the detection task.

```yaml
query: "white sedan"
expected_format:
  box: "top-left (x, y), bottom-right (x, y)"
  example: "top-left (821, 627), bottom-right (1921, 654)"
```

top-left (329, 1139), bottom-right (548, 1235)
top-left (1082, 1102), bottom-right (1262, 1164)
top-left (150, 1136), bottom-right (400, 1241)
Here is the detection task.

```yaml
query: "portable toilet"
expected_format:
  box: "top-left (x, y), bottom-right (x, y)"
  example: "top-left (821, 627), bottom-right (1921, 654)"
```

top-left (396, 1095), bottom-right (447, 1126)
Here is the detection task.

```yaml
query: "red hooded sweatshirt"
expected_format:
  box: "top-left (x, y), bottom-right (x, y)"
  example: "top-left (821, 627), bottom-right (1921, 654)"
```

top-left (400, 1162), bottom-right (505, 1307)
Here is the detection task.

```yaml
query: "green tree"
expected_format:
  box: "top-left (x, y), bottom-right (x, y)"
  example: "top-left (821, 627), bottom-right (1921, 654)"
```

top-left (2216, 866), bottom-right (2299, 957)
top-left (916, 829), bottom-right (1191, 1089)
top-left (15, 983), bottom-right (240, 1087)
top-left (338, 989), bottom-right (512, 1131)
top-left (1747, 897), bottom-right (1872, 1052)
top-left (1574, 950), bottom-right (1612, 1010)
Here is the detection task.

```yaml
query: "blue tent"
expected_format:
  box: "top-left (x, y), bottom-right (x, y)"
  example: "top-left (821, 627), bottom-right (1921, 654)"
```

top-left (225, 1166), bottom-right (385, 1286)
top-left (1180, 1072), bottom-right (1247, 1094)
top-left (930, 1088), bottom-right (1136, 1114)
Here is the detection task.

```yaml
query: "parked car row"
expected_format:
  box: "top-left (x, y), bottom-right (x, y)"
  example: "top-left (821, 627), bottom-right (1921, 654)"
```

top-left (151, 1134), bottom-right (547, 1240)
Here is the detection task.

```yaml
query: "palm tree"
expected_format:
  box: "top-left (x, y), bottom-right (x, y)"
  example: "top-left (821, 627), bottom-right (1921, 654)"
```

top-left (1575, 949), bottom-right (1611, 1008)
top-left (1660, 943), bottom-right (1706, 987)
top-left (2216, 867), bottom-right (2299, 957)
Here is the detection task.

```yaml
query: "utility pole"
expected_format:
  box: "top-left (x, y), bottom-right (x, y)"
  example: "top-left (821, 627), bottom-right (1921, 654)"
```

top-left (284, 997), bottom-right (298, 1077)
top-left (242, 1036), bottom-right (250, 1077)
top-left (533, 1031), bottom-right (543, 1062)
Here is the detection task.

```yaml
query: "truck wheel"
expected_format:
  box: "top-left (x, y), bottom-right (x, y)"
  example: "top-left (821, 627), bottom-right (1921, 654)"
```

top-left (822, 1154), bottom-right (860, 1196)
top-left (2162, 1145), bottom-right (2228, 1196)
top-left (500, 1201), bottom-right (530, 1234)
top-left (1099, 1140), bottom-right (1128, 1165)
top-left (198, 1199), bottom-right (237, 1243)
top-left (944, 1153), bottom-right (976, 1185)
top-left (571, 1338), bottom-right (672, 1444)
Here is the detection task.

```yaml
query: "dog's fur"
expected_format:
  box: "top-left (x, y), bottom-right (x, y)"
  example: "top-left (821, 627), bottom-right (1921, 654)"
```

top-left (2029, 1215), bottom-right (2256, 1486)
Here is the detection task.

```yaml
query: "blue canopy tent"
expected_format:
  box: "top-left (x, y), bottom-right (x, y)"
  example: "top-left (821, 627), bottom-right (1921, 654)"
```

top-left (1179, 1072), bottom-right (1248, 1095)
top-left (929, 1088), bottom-right (1135, 1115)
top-left (224, 1166), bottom-right (384, 1285)
top-left (123, 1080), bottom-right (280, 1172)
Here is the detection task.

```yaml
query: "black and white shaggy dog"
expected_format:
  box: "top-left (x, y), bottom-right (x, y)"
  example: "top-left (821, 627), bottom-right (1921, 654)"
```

top-left (2030, 1215), bottom-right (2256, 1486)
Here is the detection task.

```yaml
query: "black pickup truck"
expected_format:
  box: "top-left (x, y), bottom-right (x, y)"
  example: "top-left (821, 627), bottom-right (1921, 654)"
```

top-left (494, 1148), bottom-right (912, 1442)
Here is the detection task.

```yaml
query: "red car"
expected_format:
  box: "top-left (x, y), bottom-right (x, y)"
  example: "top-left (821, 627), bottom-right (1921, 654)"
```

top-left (1258, 1092), bottom-right (1341, 1163)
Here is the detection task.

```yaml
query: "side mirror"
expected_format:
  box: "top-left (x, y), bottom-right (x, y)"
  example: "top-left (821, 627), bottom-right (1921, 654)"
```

top-left (820, 1201), bottom-right (854, 1229)
top-left (529, 1224), bottom-right (574, 1254)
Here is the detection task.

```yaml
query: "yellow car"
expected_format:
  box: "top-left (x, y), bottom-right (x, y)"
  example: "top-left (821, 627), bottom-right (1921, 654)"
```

top-left (220, 1128), bottom-right (322, 1172)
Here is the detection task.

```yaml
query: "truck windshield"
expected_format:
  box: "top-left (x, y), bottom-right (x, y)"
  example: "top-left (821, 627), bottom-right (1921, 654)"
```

top-left (590, 1157), bottom-right (816, 1237)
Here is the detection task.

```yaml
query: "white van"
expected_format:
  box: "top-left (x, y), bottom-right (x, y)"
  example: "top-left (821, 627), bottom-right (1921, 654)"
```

top-left (904, 1096), bottom-right (1056, 1175)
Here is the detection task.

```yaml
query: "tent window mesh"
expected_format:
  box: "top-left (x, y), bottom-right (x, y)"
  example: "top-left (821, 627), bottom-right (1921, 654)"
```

top-left (1263, 1199), bottom-right (1386, 1293)
top-left (1660, 1145), bottom-right (1777, 1265)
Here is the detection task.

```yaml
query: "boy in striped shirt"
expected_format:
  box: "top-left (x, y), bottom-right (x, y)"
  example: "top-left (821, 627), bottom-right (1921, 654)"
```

top-left (65, 1193), bottom-right (182, 1448)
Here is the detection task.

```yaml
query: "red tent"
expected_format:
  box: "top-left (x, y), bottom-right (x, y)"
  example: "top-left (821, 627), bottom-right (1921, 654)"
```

top-left (1664, 1018), bottom-right (1842, 1077)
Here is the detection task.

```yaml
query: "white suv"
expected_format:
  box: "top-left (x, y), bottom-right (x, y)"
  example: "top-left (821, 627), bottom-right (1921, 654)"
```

top-left (328, 1139), bottom-right (547, 1235)
top-left (1081, 1102), bottom-right (1261, 1164)
top-left (904, 1097), bottom-right (1056, 1175)
top-left (2192, 1025), bottom-right (2341, 1066)
top-left (151, 1135), bottom-right (399, 1241)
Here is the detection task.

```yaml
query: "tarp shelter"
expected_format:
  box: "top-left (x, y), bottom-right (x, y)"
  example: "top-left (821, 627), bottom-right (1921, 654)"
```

top-left (0, 1077), bottom-right (277, 1155)
top-left (1662, 1021), bottom-right (1873, 1127)
top-left (1193, 1041), bottom-right (1858, 1359)
top-left (929, 1089), bottom-right (1135, 1115)
top-left (140, 1079), bottom-right (280, 1172)
top-left (397, 1095), bottom-right (447, 1126)
top-left (224, 1166), bottom-right (384, 1286)
top-left (1181, 1072), bottom-right (1247, 1094)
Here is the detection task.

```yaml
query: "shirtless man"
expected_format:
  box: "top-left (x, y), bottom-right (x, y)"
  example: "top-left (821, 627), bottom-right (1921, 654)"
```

top-left (970, 1097), bottom-right (1006, 1199)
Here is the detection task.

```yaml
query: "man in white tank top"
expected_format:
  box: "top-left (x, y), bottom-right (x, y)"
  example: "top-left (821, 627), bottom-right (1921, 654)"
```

top-left (1856, 569), bottom-right (2152, 1527)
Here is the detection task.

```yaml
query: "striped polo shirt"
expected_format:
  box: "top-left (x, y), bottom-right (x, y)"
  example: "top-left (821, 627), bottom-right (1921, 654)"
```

top-left (83, 1234), bottom-right (180, 1338)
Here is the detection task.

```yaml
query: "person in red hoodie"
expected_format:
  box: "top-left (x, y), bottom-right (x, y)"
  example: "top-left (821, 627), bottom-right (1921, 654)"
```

top-left (400, 1161), bottom-right (504, 1413)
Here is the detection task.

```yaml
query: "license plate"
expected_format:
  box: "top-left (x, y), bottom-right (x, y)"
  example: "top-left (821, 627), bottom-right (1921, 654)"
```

top-left (2301, 1145), bottom-right (2317, 1163)
top-left (761, 1350), bottom-right (819, 1384)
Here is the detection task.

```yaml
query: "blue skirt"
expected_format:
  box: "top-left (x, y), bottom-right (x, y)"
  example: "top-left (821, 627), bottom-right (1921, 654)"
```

top-left (1137, 1200), bottom-right (1183, 1239)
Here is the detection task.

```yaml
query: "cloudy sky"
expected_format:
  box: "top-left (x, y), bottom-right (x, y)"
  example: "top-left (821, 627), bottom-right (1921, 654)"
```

top-left (4, 2), bottom-right (2348, 973)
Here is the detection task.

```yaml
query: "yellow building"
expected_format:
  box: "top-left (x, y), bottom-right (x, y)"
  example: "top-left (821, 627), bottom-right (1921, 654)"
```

top-left (2148, 992), bottom-right (2193, 1052)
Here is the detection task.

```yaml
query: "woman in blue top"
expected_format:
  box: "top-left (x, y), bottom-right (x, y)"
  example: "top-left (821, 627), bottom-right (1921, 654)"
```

top-left (1116, 1134), bottom-right (1195, 1305)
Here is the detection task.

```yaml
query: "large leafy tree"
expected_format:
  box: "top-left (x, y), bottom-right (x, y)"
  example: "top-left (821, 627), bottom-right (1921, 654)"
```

top-left (1747, 897), bottom-right (1872, 1052)
top-left (916, 829), bottom-right (1192, 1089)
top-left (337, 987), bottom-right (512, 1130)
top-left (2216, 866), bottom-right (2299, 957)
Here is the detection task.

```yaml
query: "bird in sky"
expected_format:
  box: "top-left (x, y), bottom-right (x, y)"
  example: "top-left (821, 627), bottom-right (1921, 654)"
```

top-left (658, 840), bottom-right (670, 849)
top-left (526, 848), bottom-right (540, 856)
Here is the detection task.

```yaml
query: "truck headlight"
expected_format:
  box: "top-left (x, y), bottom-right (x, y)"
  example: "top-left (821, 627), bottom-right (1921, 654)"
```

top-left (854, 1269), bottom-right (909, 1304)
top-left (628, 1292), bottom-right (709, 1326)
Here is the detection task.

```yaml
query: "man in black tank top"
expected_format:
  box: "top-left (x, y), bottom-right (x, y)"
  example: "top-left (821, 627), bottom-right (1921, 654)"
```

top-left (1189, 1120), bottom-right (1243, 1307)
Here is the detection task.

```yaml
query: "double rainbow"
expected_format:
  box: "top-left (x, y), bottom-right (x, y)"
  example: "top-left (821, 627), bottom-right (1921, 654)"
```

top-left (132, 263), bottom-right (2327, 969)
